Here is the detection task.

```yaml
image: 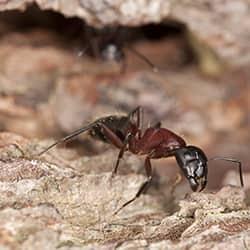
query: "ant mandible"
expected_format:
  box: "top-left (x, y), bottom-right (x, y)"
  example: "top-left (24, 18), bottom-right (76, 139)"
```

top-left (38, 107), bottom-right (244, 214)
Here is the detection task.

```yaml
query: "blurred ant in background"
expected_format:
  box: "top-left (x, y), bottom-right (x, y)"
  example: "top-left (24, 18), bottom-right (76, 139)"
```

top-left (38, 107), bottom-right (244, 215)
top-left (76, 25), bottom-right (159, 73)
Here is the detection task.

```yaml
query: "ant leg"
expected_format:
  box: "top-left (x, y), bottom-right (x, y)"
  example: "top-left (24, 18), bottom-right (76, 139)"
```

top-left (85, 26), bottom-right (100, 59)
top-left (92, 39), bottom-right (101, 59)
top-left (98, 124), bottom-right (135, 177)
top-left (152, 121), bottom-right (161, 128)
top-left (98, 124), bottom-right (132, 177)
top-left (111, 133), bottom-right (131, 177)
top-left (37, 122), bottom-right (99, 156)
top-left (209, 157), bottom-right (244, 187)
top-left (126, 46), bottom-right (159, 73)
top-left (37, 118), bottom-right (125, 157)
top-left (100, 124), bottom-right (124, 149)
top-left (113, 156), bottom-right (152, 215)
top-left (37, 118), bottom-right (122, 156)
top-left (119, 58), bottom-right (127, 74)
top-left (128, 106), bottom-right (141, 124)
top-left (128, 106), bottom-right (143, 138)
top-left (170, 173), bottom-right (182, 194)
top-left (77, 23), bottom-right (92, 58)
top-left (77, 45), bottom-right (90, 57)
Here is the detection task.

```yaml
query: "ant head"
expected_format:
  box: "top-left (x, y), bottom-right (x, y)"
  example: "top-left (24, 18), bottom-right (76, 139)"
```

top-left (175, 145), bottom-right (208, 192)
top-left (101, 43), bottom-right (125, 62)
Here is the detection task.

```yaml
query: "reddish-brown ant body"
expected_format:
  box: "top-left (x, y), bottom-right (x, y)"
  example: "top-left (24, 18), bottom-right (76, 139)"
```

top-left (38, 107), bottom-right (244, 214)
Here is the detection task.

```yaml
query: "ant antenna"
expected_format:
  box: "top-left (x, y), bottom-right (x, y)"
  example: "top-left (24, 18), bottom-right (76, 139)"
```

top-left (126, 46), bottom-right (159, 73)
top-left (209, 157), bottom-right (244, 187)
top-left (37, 122), bottom-right (96, 156)
top-left (77, 46), bottom-right (89, 57)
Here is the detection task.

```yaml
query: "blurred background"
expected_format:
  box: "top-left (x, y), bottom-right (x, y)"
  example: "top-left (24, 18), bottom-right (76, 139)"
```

top-left (0, 3), bottom-right (249, 192)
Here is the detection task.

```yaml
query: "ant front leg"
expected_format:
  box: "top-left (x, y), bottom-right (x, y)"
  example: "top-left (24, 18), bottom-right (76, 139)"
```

top-left (128, 106), bottom-right (143, 138)
top-left (111, 132), bottom-right (132, 177)
top-left (37, 118), bottom-right (124, 156)
top-left (101, 124), bottom-right (124, 149)
top-left (98, 123), bottom-right (130, 177)
top-left (114, 156), bottom-right (153, 215)
top-left (126, 46), bottom-right (159, 73)
top-left (170, 172), bottom-right (182, 194)
top-left (119, 57), bottom-right (127, 74)
top-left (111, 107), bottom-right (144, 177)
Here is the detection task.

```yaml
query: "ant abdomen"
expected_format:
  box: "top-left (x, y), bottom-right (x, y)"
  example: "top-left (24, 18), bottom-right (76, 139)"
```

top-left (89, 115), bottom-right (129, 143)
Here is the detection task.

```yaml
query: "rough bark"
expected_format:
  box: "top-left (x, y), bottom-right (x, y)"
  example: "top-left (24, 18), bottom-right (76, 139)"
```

top-left (0, 0), bottom-right (249, 68)
top-left (0, 132), bottom-right (249, 249)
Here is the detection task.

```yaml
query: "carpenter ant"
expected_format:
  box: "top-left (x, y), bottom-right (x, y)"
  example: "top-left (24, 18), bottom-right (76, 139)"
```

top-left (38, 107), bottom-right (244, 214)
top-left (78, 26), bottom-right (159, 73)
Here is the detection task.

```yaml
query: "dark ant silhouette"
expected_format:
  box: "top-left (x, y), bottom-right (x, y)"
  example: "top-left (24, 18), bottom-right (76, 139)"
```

top-left (38, 107), bottom-right (244, 214)
top-left (77, 26), bottom-right (159, 73)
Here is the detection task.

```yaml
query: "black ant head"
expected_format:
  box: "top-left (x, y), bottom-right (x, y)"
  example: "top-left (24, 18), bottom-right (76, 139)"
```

top-left (101, 43), bottom-right (125, 62)
top-left (175, 145), bottom-right (208, 192)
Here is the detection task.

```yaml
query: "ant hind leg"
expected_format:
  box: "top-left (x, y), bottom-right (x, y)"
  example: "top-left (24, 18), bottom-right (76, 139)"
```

top-left (113, 156), bottom-right (153, 215)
